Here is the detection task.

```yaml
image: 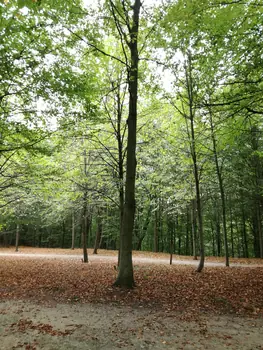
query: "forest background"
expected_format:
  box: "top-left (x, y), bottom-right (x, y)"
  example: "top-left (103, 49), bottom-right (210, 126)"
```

top-left (1, 0), bottom-right (263, 287)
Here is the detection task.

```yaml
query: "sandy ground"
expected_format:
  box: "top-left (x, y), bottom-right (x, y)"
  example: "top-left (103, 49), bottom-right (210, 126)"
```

top-left (0, 249), bottom-right (262, 268)
top-left (0, 300), bottom-right (263, 350)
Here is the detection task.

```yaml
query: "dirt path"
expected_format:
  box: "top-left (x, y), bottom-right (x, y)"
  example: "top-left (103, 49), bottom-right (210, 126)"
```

top-left (1, 300), bottom-right (263, 350)
top-left (0, 251), bottom-right (261, 268)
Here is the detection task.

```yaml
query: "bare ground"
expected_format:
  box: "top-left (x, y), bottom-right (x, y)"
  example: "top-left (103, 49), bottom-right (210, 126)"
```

top-left (1, 300), bottom-right (263, 350)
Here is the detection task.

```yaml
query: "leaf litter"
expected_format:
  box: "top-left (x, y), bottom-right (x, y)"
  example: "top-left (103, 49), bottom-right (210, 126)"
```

top-left (0, 254), bottom-right (263, 317)
top-left (1, 252), bottom-right (263, 349)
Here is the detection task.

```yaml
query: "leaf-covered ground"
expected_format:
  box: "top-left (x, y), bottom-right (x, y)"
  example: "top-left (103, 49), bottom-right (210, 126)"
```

top-left (0, 248), bottom-right (263, 317)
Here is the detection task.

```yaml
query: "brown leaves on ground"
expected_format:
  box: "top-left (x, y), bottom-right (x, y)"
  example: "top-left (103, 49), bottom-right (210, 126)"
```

top-left (10, 318), bottom-right (75, 336)
top-left (0, 253), bottom-right (263, 318)
top-left (11, 319), bottom-right (78, 336)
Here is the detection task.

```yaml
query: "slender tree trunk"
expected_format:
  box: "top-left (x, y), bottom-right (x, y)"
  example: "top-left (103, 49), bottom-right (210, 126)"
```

top-left (38, 229), bottom-right (42, 248)
top-left (136, 204), bottom-right (151, 250)
top-left (61, 220), bottom-right (66, 249)
top-left (257, 206), bottom-right (263, 258)
top-left (82, 190), bottom-right (88, 263)
top-left (15, 223), bottom-right (19, 252)
top-left (235, 220), bottom-right (241, 258)
top-left (191, 114), bottom-right (204, 272)
top-left (209, 110), bottom-right (229, 266)
top-left (242, 206), bottom-right (249, 258)
top-left (185, 209), bottom-right (189, 255)
top-left (191, 199), bottom-right (198, 260)
top-left (229, 200), bottom-right (235, 258)
top-left (211, 221), bottom-right (216, 256)
top-left (71, 210), bottom-right (75, 250)
top-left (216, 217), bottom-right (221, 257)
top-left (184, 53), bottom-right (204, 272)
top-left (93, 208), bottom-right (102, 254)
top-left (116, 82), bottom-right (125, 264)
top-left (114, 0), bottom-right (141, 288)
top-left (170, 240), bottom-right (173, 265)
top-left (154, 208), bottom-right (159, 253)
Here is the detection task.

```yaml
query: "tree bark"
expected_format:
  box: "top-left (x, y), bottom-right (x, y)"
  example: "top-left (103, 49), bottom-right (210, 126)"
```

top-left (114, 0), bottom-right (141, 288)
top-left (82, 190), bottom-right (88, 263)
top-left (251, 126), bottom-right (263, 258)
top-left (135, 204), bottom-right (151, 250)
top-left (15, 223), bottom-right (19, 252)
top-left (61, 220), bottom-right (66, 249)
top-left (191, 199), bottom-right (198, 260)
top-left (185, 53), bottom-right (205, 272)
top-left (71, 210), bottom-right (75, 250)
top-left (242, 206), bottom-right (249, 258)
top-left (209, 110), bottom-right (229, 266)
top-left (154, 208), bottom-right (159, 253)
top-left (93, 208), bottom-right (102, 254)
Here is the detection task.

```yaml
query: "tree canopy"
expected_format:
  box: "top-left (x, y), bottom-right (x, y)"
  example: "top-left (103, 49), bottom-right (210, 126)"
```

top-left (1, 0), bottom-right (263, 285)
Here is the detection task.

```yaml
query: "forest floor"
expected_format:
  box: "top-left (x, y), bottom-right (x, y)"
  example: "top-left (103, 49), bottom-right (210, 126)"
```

top-left (0, 248), bottom-right (263, 349)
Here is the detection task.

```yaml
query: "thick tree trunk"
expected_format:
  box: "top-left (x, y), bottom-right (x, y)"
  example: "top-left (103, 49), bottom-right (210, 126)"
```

top-left (114, 0), bottom-right (141, 288)
top-left (251, 127), bottom-right (263, 258)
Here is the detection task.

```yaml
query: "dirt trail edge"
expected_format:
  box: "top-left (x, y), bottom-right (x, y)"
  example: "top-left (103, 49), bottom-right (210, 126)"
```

top-left (0, 300), bottom-right (263, 350)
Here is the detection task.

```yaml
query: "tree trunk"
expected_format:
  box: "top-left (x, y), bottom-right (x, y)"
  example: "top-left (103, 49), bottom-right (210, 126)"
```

top-left (211, 221), bottom-right (216, 256)
top-left (257, 206), bottom-right (263, 258)
top-left (209, 110), bottom-right (229, 266)
top-left (136, 205), bottom-right (151, 250)
top-left (191, 199), bottom-right (198, 260)
top-left (154, 208), bottom-right (159, 253)
top-left (251, 126), bottom-right (263, 258)
top-left (185, 209), bottom-right (189, 255)
top-left (242, 206), bottom-right (249, 258)
top-left (114, 0), bottom-right (141, 288)
top-left (229, 200), bottom-right (235, 258)
top-left (170, 240), bottom-right (173, 265)
top-left (117, 83), bottom-right (125, 264)
top-left (71, 210), bottom-right (75, 250)
top-left (82, 189), bottom-right (88, 263)
top-left (61, 220), bottom-right (65, 249)
top-left (216, 217), bottom-right (221, 257)
top-left (38, 229), bottom-right (42, 248)
top-left (93, 208), bottom-right (102, 254)
top-left (15, 223), bottom-right (19, 252)
top-left (185, 54), bottom-right (205, 272)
